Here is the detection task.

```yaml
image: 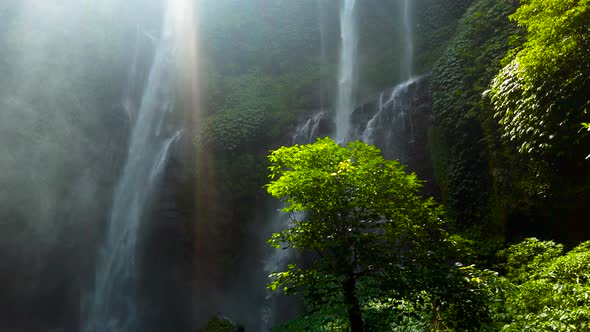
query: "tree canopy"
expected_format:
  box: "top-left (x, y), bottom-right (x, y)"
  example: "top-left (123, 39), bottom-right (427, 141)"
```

top-left (265, 138), bottom-right (464, 330)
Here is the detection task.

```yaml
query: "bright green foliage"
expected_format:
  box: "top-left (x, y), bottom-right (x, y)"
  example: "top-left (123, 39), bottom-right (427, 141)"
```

top-left (266, 138), bottom-right (448, 287)
top-left (498, 238), bottom-right (564, 284)
top-left (483, 0), bottom-right (590, 238)
top-left (489, 0), bottom-right (590, 157)
top-left (500, 239), bottom-right (590, 331)
top-left (266, 138), bottom-right (496, 330)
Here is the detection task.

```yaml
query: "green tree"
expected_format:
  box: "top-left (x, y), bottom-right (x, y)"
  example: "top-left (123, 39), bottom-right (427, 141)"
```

top-left (265, 138), bottom-right (456, 331)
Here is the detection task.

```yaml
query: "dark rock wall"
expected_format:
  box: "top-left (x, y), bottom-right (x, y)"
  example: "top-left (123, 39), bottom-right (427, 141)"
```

top-left (351, 77), bottom-right (435, 193)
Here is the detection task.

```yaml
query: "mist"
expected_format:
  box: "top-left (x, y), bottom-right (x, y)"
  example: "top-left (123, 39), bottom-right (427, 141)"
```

top-left (0, 1), bottom-right (164, 329)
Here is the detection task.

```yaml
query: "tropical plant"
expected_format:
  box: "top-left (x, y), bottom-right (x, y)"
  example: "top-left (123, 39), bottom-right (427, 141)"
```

top-left (265, 138), bottom-right (466, 331)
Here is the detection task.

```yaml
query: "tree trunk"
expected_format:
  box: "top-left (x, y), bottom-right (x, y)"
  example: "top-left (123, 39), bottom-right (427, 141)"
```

top-left (342, 275), bottom-right (364, 332)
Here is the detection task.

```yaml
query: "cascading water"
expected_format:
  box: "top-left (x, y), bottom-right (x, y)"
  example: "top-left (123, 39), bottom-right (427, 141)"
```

top-left (356, 0), bottom-right (418, 158)
top-left (334, 0), bottom-right (358, 142)
top-left (292, 111), bottom-right (329, 145)
top-left (260, 212), bottom-right (300, 330)
top-left (401, 0), bottom-right (414, 80)
top-left (82, 2), bottom-right (182, 331)
top-left (358, 77), bottom-right (423, 161)
top-left (361, 88), bottom-right (396, 145)
top-left (334, 0), bottom-right (417, 143)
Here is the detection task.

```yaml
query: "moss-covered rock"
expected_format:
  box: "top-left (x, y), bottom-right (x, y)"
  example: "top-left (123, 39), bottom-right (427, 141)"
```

top-left (430, 0), bottom-right (520, 251)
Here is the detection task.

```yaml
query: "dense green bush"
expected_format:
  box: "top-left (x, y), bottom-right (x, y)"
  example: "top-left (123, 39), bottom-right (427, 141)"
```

top-left (484, 1), bottom-right (590, 236)
top-left (499, 239), bottom-right (590, 331)
top-left (272, 262), bottom-right (508, 331)
top-left (273, 238), bottom-right (590, 331)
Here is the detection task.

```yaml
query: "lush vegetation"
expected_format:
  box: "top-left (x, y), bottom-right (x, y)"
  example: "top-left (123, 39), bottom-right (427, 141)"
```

top-left (485, 1), bottom-right (590, 229)
top-left (499, 239), bottom-right (590, 331)
top-left (266, 138), bottom-right (456, 330)
top-left (190, 0), bottom-right (590, 329)
top-left (260, 1), bottom-right (590, 330)
top-left (265, 139), bottom-right (513, 331)
top-left (431, 0), bottom-right (590, 247)
top-left (489, 0), bottom-right (590, 158)
top-left (265, 139), bottom-right (590, 331)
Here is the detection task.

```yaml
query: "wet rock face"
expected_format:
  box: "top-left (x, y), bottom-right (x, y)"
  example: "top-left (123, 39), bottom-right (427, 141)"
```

top-left (291, 111), bottom-right (334, 145)
top-left (138, 132), bottom-right (196, 332)
top-left (351, 76), bottom-right (435, 192)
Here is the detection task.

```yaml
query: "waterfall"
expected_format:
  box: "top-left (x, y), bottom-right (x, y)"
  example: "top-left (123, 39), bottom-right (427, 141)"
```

top-left (82, 1), bottom-right (181, 331)
top-left (360, 78), bottom-right (420, 156)
top-left (356, 0), bottom-right (419, 160)
top-left (335, 0), bottom-right (416, 142)
top-left (292, 111), bottom-right (328, 145)
top-left (334, 0), bottom-right (358, 142)
top-left (352, 76), bottom-right (434, 178)
top-left (402, 0), bottom-right (414, 80)
top-left (260, 212), bottom-right (300, 330)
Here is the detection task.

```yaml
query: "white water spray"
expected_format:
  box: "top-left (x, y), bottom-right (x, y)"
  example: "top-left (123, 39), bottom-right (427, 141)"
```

top-left (334, 0), bottom-right (358, 142)
top-left (82, 1), bottom-right (182, 331)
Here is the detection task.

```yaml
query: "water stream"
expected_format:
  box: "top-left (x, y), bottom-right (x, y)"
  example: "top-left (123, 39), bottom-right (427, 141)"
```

top-left (82, 1), bottom-right (181, 331)
top-left (334, 0), bottom-right (358, 142)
